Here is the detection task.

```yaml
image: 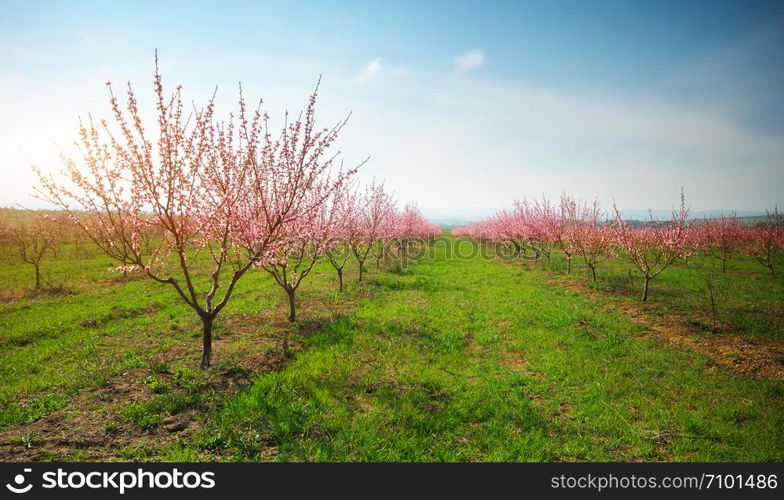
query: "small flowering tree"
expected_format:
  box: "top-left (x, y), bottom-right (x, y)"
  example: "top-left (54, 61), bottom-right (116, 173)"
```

top-left (515, 202), bottom-right (540, 262)
top-left (570, 199), bottom-right (613, 282)
top-left (487, 208), bottom-right (531, 261)
top-left (389, 203), bottom-right (440, 269)
top-left (558, 193), bottom-right (579, 273)
top-left (325, 238), bottom-right (353, 292)
top-left (260, 183), bottom-right (346, 328)
top-left (7, 211), bottom-right (63, 289)
top-left (612, 192), bottom-right (691, 301)
top-left (746, 208), bottom-right (782, 277)
top-left (695, 214), bottom-right (745, 273)
top-left (528, 196), bottom-right (561, 266)
top-left (323, 188), bottom-right (356, 292)
top-left (370, 204), bottom-right (397, 271)
top-left (531, 194), bottom-right (577, 272)
top-left (350, 181), bottom-right (396, 281)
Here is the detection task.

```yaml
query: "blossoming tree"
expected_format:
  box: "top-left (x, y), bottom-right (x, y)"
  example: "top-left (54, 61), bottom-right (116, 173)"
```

top-left (350, 181), bottom-right (396, 281)
top-left (260, 182), bottom-right (348, 329)
top-left (570, 199), bottom-right (613, 282)
top-left (35, 61), bottom-right (358, 368)
top-left (612, 192), bottom-right (691, 301)
top-left (323, 188), bottom-right (356, 292)
top-left (5, 211), bottom-right (63, 289)
top-left (746, 208), bottom-right (782, 277)
top-left (694, 214), bottom-right (745, 273)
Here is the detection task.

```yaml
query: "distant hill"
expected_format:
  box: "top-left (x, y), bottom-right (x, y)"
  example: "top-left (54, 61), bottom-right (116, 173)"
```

top-left (426, 209), bottom-right (773, 227)
top-left (617, 209), bottom-right (769, 221)
top-left (429, 217), bottom-right (480, 228)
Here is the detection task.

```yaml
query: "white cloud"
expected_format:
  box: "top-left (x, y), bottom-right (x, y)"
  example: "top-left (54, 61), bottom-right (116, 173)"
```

top-left (353, 59), bottom-right (408, 83)
top-left (159, 59), bottom-right (179, 71)
top-left (354, 59), bottom-right (384, 83)
top-left (454, 49), bottom-right (485, 73)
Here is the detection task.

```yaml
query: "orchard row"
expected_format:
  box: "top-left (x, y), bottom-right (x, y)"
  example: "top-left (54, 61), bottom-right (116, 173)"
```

top-left (453, 193), bottom-right (782, 301)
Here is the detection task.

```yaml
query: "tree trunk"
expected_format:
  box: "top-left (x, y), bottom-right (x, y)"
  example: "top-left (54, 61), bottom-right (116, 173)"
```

top-left (287, 288), bottom-right (296, 322)
top-left (337, 267), bottom-right (344, 292)
top-left (722, 258), bottom-right (727, 273)
top-left (590, 265), bottom-right (597, 282)
top-left (200, 314), bottom-right (214, 370)
top-left (642, 276), bottom-right (651, 302)
top-left (358, 260), bottom-right (364, 282)
top-left (34, 263), bottom-right (41, 289)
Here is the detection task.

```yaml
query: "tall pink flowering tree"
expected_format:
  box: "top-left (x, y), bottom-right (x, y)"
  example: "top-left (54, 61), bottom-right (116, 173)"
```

top-left (231, 79), bottom-right (362, 300)
top-left (612, 192), bottom-right (691, 301)
top-left (35, 60), bottom-right (358, 369)
top-left (36, 67), bottom-right (249, 369)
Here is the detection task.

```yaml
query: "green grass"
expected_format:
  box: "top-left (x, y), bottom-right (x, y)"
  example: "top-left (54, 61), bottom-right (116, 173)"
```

top-left (0, 243), bottom-right (315, 429)
top-left (173, 238), bottom-right (783, 461)
top-left (569, 251), bottom-right (784, 340)
top-left (0, 237), bottom-right (782, 461)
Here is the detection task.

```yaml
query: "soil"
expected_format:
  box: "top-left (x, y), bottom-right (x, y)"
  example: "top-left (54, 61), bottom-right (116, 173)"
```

top-left (0, 297), bottom-right (354, 461)
top-left (555, 276), bottom-right (784, 380)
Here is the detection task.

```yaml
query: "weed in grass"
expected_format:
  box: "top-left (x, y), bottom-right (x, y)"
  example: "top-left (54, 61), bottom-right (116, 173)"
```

top-left (0, 392), bottom-right (69, 429)
top-left (151, 362), bottom-right (171, 374)
top-left (104, 421), bottom-right (121, 434)
top-left (121, 403), bottom-right (165, 430)
top-left (10, 431), bottom-right (42, 449)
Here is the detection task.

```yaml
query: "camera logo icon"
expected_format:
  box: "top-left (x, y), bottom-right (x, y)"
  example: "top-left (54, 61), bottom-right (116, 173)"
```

top-left (6, 468), bottom-right (33, 494)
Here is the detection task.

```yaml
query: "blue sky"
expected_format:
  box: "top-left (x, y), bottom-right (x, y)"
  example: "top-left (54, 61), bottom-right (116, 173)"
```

top-left (1, 0), bottom-right (783, 216)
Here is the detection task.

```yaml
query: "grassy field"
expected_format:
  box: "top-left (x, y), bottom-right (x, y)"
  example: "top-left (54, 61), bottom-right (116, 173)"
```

top-left (0, 236), bottom-right (782, 461)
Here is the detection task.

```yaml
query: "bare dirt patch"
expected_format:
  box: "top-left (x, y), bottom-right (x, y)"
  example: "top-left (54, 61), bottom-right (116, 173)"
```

top-left (0, 297), bottom-right (355, 461)
top-left (497, 338), bottom-right (570, 416)
top-left (554, 276), bottom-right (784, 380)
top-left (0, 330), bottom-right (277, 461)
top-left (464, 331), bottom-right (490, 363)
top-left (499, 342), bottom-right (543, 380)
